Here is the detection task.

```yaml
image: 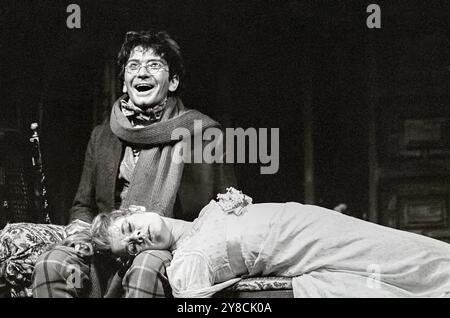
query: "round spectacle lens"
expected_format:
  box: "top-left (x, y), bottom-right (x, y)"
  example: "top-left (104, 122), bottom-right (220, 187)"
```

top-left (126, 62), bottom-right (140, 72)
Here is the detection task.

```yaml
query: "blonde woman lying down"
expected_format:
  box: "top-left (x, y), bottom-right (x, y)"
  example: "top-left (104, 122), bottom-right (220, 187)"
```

top-left (90, 188), bottom-right (450, 298)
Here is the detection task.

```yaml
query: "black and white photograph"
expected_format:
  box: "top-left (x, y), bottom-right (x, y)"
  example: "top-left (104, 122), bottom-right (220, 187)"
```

top-left (0, 0), bottom-right (449, 303)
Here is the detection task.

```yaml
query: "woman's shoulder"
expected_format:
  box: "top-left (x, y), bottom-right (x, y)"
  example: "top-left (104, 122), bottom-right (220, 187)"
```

top-left (175, 201), bottom-right (222, 248)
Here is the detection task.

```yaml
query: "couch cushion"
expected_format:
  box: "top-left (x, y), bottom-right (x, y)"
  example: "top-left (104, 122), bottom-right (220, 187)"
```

top-left (0, 223), bottom-right (65, 297)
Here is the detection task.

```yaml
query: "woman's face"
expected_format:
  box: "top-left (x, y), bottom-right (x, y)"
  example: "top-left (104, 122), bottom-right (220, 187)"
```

top-left (108, 212), bottom-right (172, 257)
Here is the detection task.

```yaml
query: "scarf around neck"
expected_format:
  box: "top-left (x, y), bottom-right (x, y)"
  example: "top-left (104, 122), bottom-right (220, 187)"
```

top-left (110, 95), bottom-right (219, 216)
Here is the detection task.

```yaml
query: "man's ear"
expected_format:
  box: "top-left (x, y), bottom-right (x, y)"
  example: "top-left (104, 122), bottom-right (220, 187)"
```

top-left (122, 83), bottom-right (127, 93)
top-left (168, 75), bottom-right (180, 92)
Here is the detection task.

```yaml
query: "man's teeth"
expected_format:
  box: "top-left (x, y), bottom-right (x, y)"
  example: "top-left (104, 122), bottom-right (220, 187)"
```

top-left (135, 84), bottom-right (154, 92)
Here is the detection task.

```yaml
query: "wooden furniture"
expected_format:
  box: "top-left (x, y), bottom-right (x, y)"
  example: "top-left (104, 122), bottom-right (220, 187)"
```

top-left (373, 120), bottom-right (450, 243)
top-left (366, 4), bottom-right (450, 242)
top-left (214, 277), bottom-right (293, 298)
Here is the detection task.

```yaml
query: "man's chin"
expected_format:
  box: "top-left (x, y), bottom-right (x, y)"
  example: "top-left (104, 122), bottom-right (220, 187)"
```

top-left (129, 100), bottom-right (155, 110)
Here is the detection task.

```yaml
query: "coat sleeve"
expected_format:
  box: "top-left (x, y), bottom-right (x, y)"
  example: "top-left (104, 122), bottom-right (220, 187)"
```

top-left (68, 126), bottom-right (101, 224)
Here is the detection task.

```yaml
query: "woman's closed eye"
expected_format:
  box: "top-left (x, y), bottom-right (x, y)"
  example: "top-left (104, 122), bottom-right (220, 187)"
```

top-left (121, 220), bottom-right (134, 235)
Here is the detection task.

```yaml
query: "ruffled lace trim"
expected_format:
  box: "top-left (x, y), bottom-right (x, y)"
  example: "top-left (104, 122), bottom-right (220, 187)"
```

top-left (216, 187), bottom-right (252, 216)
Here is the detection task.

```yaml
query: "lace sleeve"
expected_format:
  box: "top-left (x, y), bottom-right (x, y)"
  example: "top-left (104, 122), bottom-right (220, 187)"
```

top-left (167, 250), bottom-right (215, 297)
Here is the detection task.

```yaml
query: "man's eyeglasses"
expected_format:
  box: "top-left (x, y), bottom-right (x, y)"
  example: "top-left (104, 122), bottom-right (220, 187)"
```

top-left (125, 61), bottom-right (168, 75)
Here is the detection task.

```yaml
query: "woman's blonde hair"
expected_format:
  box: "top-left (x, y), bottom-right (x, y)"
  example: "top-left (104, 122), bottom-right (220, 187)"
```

top-left (60, 229), bottom-right (94, 257)
top-left (90, 209), bottom-right (138, 252)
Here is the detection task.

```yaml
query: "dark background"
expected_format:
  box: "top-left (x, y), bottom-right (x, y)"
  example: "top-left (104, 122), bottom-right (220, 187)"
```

top-left (0, 1), bottom-right (449, 226)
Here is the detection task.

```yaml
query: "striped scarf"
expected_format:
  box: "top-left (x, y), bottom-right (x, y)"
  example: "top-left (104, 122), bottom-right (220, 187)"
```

top-left (110, 95), bottom-right (218, 216)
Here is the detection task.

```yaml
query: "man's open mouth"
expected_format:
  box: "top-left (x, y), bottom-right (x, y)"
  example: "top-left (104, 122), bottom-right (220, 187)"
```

top-left (134, 83), bottom-right (155, 92)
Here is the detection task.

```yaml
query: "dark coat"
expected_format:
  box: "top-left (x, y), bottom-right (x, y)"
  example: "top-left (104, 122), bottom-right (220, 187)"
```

top-left (69, 116), bottom-right (236, 223)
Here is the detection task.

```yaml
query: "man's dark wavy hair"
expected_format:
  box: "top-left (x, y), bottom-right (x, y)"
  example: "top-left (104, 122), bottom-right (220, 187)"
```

top-left (117, 30), bottom-right (185, 95)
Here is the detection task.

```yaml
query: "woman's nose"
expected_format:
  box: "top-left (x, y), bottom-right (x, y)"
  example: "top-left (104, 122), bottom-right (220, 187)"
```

top-left (131, 230), bottom-right (145, 241)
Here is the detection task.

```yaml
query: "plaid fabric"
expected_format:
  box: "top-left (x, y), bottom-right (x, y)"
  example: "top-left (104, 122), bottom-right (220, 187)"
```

top-left (121, 250), bottom-right (172, 298)
top-left (32, 247), bottom-right (173, 298)
top-left (32, 246), bottom-right (91, 298)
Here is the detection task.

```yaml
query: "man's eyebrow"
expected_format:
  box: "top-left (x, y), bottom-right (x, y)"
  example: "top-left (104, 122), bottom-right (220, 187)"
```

top-left (127, 58), bottom-right (166, 64)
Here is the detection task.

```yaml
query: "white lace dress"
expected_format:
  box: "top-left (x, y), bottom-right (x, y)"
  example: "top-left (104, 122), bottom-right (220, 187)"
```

top-left (167, 200), bottom-right (450, 298)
